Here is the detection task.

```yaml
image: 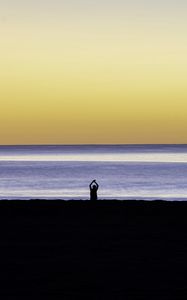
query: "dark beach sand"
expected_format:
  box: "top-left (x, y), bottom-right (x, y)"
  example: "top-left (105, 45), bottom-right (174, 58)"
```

top-left (0, 200), bottom-right (187, 299)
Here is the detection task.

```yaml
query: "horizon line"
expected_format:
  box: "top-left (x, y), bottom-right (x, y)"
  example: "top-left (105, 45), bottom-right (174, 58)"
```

top-left (0, 143), bottom-right (187, 147)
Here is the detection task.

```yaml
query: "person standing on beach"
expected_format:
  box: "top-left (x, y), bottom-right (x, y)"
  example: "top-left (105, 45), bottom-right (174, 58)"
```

top-left (89, 180), bottom-right (99, 201)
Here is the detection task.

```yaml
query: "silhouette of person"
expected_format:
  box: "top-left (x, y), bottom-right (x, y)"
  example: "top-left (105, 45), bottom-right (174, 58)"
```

top-left (89, 180), bottom-right (99, 201)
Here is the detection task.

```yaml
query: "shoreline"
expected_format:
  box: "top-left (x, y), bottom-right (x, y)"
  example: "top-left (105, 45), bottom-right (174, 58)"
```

top-left (0, 198), bottom-right (187, 203)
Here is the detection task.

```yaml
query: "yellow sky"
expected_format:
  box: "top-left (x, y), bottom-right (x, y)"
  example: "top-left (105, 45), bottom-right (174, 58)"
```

top-left (0, 0), bottom-right (187, 144)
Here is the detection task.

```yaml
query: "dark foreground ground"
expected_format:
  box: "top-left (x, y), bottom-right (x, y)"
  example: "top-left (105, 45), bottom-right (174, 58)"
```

top-left (0, 200), bottom-right (187, 299)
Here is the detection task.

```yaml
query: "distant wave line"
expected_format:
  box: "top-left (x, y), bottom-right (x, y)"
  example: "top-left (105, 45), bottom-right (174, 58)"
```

top-left (0, 153), bottom-right (187, 163)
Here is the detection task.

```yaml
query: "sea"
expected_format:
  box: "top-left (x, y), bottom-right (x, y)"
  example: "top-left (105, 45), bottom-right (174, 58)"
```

top-left (0, 144), bottom-right (187, 200)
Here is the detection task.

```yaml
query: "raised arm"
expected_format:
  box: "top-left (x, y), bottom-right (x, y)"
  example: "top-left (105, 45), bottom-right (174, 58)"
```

top-left (89, 180), bottom-right (95, 189)
top-left (95, 181), bottom-right (99, 190)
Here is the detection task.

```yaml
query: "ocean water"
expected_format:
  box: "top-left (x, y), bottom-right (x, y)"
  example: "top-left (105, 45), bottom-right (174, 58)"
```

top-left (0, 144), bottom-right (187, 200)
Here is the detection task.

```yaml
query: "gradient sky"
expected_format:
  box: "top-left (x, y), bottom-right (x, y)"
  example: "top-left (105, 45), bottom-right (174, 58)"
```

top-left (1, 0), bottom-right (187, 144)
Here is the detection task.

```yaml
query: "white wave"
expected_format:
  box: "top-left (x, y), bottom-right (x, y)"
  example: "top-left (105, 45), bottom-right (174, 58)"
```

top-left (0, 153), bottom-right (187, 163)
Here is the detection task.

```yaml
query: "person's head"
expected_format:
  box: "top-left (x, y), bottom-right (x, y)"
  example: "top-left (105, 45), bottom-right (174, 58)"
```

top-left (92, 184), bottom-right (97, 190)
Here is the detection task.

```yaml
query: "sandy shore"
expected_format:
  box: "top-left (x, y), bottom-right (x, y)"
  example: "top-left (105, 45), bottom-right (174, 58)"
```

top-left (0, 200), bottom-right (187, 299)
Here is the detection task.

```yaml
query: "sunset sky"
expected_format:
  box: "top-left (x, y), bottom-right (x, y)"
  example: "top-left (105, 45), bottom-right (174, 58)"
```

top-left (0, 0), bottom-right (187, 144)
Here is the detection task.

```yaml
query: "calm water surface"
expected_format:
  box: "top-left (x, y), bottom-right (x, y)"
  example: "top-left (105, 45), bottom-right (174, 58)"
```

top-left (0, 145), bottom-right (187, 200)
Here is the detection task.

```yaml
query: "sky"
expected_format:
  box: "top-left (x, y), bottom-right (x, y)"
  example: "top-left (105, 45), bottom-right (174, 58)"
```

top-left (0, 0), bottom-right (187, 144)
